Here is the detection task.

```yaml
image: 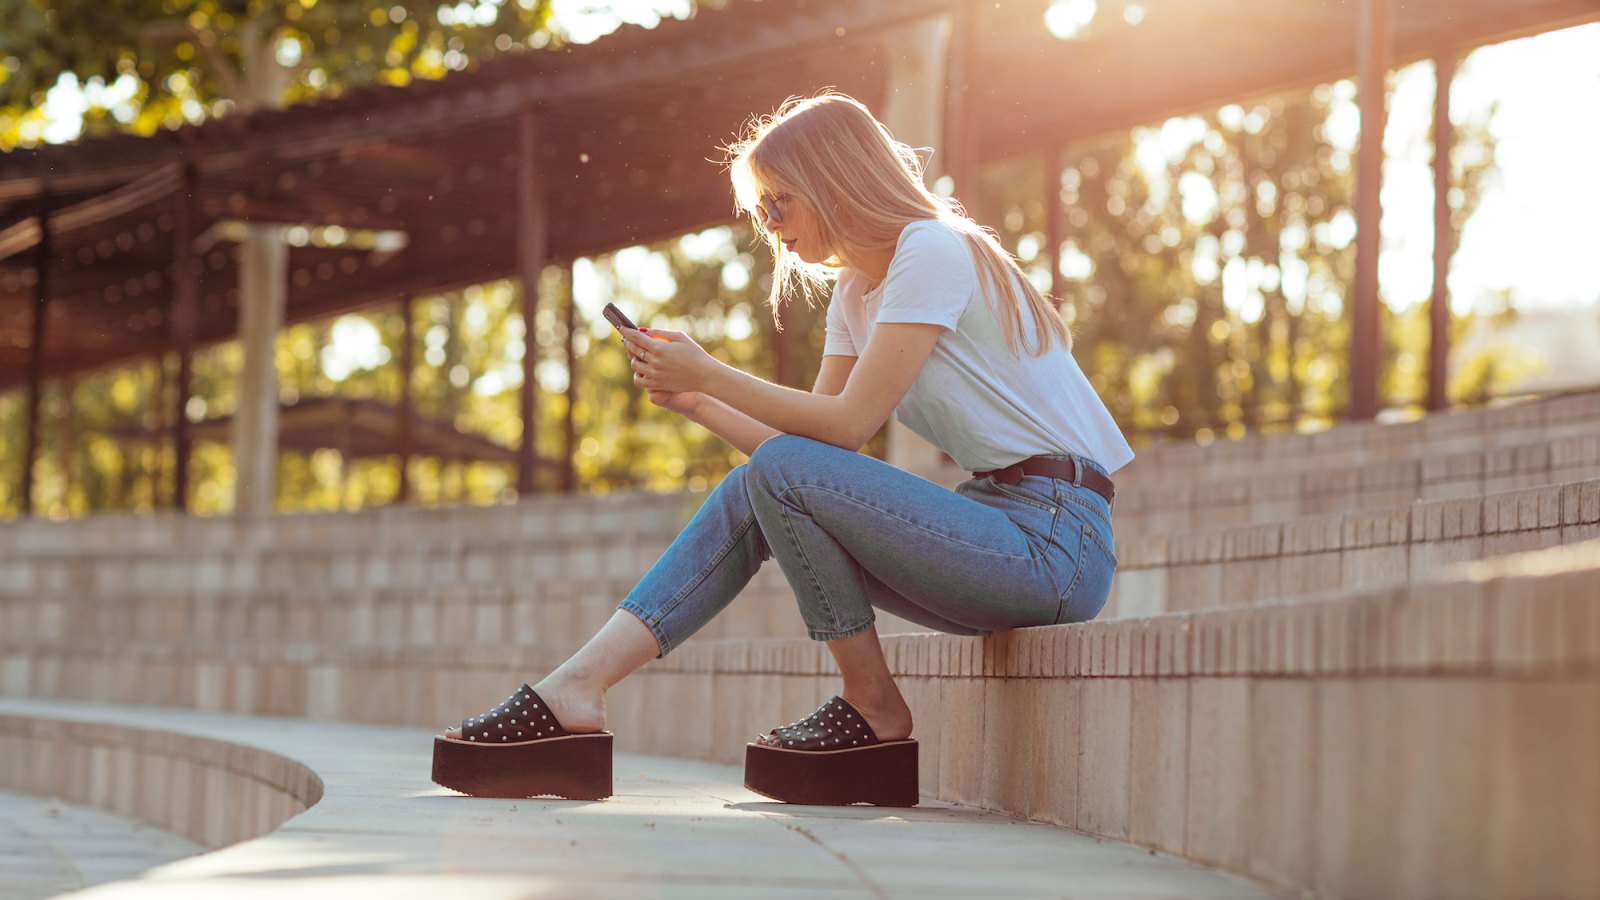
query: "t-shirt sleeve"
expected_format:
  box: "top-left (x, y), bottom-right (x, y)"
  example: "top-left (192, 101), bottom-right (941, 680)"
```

top-left (822, 282), bottom-right (858, 358)
top-left (874, 221), bottom-right (976, 333)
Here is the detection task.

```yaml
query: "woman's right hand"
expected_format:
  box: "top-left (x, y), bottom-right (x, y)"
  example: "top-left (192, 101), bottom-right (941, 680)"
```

top-left (648, 389), bottom-right (704, 417)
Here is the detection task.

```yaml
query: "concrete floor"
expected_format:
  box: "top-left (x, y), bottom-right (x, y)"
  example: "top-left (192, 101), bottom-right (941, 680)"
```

top-left (0, 791), bottom-right (203, 900)
top-left (1, 700), bottom-right (1282, 899)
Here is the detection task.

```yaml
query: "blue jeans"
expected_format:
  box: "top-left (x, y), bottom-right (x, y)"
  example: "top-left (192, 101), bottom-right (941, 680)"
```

top-left (619, 434), bottom-right (1118, 657)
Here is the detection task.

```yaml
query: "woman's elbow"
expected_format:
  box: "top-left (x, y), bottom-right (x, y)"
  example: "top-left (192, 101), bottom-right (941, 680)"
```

top-left (818, 398), bottom-right (884, 453)
top-left (838, 418), bottom-right (884, 454)
top-left (805, 422), bottom-right (871, 454)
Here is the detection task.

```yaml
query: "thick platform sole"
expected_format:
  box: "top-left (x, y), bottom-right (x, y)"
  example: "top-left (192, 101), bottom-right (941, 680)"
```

top-left (432, 732), bottom-right (613, 799)
top-left (744, 739), bottom-right (919, 806)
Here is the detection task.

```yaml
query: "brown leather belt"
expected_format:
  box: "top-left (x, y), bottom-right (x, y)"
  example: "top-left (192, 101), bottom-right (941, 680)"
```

top-left (972, 456), bottom-right (1116, 507)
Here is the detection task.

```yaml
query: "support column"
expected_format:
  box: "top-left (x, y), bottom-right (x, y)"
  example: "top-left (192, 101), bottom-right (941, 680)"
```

top-left (882, 14), bottom-right (954, 476)
top-left (1046, 144), bottom-right (1067, 306)
top-left (21, 205), bottom-right (49, 516)
top-left (171, 168), bottom-right (199, 511)
top-left (231, 223), bottom-right (287, 515)
top-left (562, 264), bottom-right (578, 494)
top-left (1350, 0), bottom-right (1392, 421)
top-left (1428, 54), bottom-right (1456, 413)
top-left (517, 107), bottom-right (548, 496)
top-left (396, 293), bottom-right (415, 502)
top-left (943, 1), bottom-right (980, 211)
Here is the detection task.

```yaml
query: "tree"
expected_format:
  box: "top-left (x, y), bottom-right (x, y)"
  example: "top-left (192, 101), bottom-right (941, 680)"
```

top-left (0, 0), bottom-right (554, 146)
top-left (980, 65), bottom-right (1500, 444)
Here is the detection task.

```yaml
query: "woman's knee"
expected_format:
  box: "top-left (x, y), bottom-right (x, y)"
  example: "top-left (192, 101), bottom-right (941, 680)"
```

top-left (745, 434), bottom-right (820, 500)
top-left (748, 433), bottom-right (812, 468)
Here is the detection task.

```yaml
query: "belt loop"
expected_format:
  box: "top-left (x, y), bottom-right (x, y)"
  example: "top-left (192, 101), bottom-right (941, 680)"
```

top-left (1070, 452), bottom-right (1084, 488)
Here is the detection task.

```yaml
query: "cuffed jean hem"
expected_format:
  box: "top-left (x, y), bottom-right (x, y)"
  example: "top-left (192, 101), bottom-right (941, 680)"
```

top-left (805, 615), bottom-right (877, 643)
top-left (617, 601), bottom-right (672, 658)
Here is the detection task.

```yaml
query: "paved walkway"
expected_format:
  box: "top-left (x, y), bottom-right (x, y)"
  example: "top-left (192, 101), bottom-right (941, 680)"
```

top-left (0, 791), bottom-right (203, 900)
top-left (2, 700), bottom-right (1280, 899)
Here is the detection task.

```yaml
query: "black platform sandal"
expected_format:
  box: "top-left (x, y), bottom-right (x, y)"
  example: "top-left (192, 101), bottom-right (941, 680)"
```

top-left (431, 684), bottom-right (612, 800)
top-left (744, 696), bottom-right (918, 807)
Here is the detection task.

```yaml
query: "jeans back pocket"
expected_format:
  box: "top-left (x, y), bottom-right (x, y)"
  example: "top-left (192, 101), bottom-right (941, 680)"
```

top-left (1056, 521), bottom-right (1117, 624)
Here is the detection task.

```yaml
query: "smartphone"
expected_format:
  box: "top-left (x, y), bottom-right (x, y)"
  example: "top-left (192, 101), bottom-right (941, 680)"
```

top-left (602, 302), bottom-right (637, 333)
top-left (604, 302), bottom-right (668, 340)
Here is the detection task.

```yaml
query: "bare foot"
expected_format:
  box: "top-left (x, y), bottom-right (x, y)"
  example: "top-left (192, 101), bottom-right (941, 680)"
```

top-left (755, 693), bottom-right (913, 747)
top-left (443, 676), bottom-right (607, 741)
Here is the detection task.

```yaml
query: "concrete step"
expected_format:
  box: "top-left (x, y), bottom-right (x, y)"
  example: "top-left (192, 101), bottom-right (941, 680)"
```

top-left (1116, 390), bottom-right (1600, 479)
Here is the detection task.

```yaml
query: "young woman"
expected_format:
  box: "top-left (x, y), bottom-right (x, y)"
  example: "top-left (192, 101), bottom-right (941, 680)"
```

top-left (432, 93), bottom-right (1133, 805)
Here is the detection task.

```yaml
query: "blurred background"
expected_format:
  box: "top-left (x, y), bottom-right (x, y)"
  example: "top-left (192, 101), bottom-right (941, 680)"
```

top-left (0, 0), bottom-right (1595, 517)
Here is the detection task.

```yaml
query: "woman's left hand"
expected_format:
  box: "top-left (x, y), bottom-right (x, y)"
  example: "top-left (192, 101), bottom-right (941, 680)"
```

top-left (622, 327), bottom-right (718, 394)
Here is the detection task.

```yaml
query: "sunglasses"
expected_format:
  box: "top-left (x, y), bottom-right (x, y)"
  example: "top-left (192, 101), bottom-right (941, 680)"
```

top-left (755, 192), bottom-right (788, 230)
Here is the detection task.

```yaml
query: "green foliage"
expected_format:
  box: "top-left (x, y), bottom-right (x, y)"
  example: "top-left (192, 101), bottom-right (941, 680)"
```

top-left (0, 0), bottom-right (554, 146)
top-left (979, 73), bottom-right (1500, 446)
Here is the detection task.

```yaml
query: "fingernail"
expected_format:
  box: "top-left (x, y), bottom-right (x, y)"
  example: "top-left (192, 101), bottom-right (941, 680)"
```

top-left (639, 327), bottom-right (649, 332)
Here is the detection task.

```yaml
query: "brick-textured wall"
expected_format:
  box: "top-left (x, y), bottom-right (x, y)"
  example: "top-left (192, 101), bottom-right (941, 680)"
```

top-left (4, 390), bottom-right (1600, 898)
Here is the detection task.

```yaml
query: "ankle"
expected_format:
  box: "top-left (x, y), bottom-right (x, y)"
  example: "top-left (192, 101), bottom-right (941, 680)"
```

top-left (841, 682), bottom-right (907, 709)
top-left (535, 670), bottom-right (602, 700)
top-left (837, 691), bottom-right (913, 741)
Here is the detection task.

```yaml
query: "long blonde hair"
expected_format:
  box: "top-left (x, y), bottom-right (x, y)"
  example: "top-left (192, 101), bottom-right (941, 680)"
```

top-left (724, 92), bottom-right (1070, 357)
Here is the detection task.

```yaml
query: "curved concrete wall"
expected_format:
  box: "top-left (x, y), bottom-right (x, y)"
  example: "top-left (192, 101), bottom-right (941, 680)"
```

top-left (0, 715), bottom-right (323, 851)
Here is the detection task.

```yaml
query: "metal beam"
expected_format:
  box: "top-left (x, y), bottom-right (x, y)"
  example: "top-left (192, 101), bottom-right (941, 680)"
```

top-left (1350, 0), bottom-right (1391, 421)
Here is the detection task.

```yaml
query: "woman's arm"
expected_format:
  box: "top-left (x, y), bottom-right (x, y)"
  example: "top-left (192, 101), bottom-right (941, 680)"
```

top-left (626, 324), bottom-right (940, 452)
top-left (678, 396), bottom-right (779, 458)
top-left (659, 354), bottom-right (858, 457)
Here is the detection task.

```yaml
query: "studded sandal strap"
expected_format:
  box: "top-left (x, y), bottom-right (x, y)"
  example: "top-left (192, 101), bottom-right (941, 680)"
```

top-left (460, 684), bottom-right (568, 744)
top-left (768, 696), bottom-right (879, 751)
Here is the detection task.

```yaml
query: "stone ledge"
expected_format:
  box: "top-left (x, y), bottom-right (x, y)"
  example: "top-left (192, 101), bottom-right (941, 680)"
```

top-left (1119, 390), bottom-right (1600, 476)
top-left (5, 539), bottom-right (1596, 716)
top-left (4, 478), bottom-right (1594, 642)
top-left (0, 713), bottom-right (321, 850)
top-left (1103, 478), bottom-right (1600, 615)
top-left (1114, 430), bottom-right (1600, 521)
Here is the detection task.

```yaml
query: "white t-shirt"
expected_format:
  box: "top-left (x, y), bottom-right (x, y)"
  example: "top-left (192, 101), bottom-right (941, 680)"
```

top-left (822, 219), bottom-right (1135, 474)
